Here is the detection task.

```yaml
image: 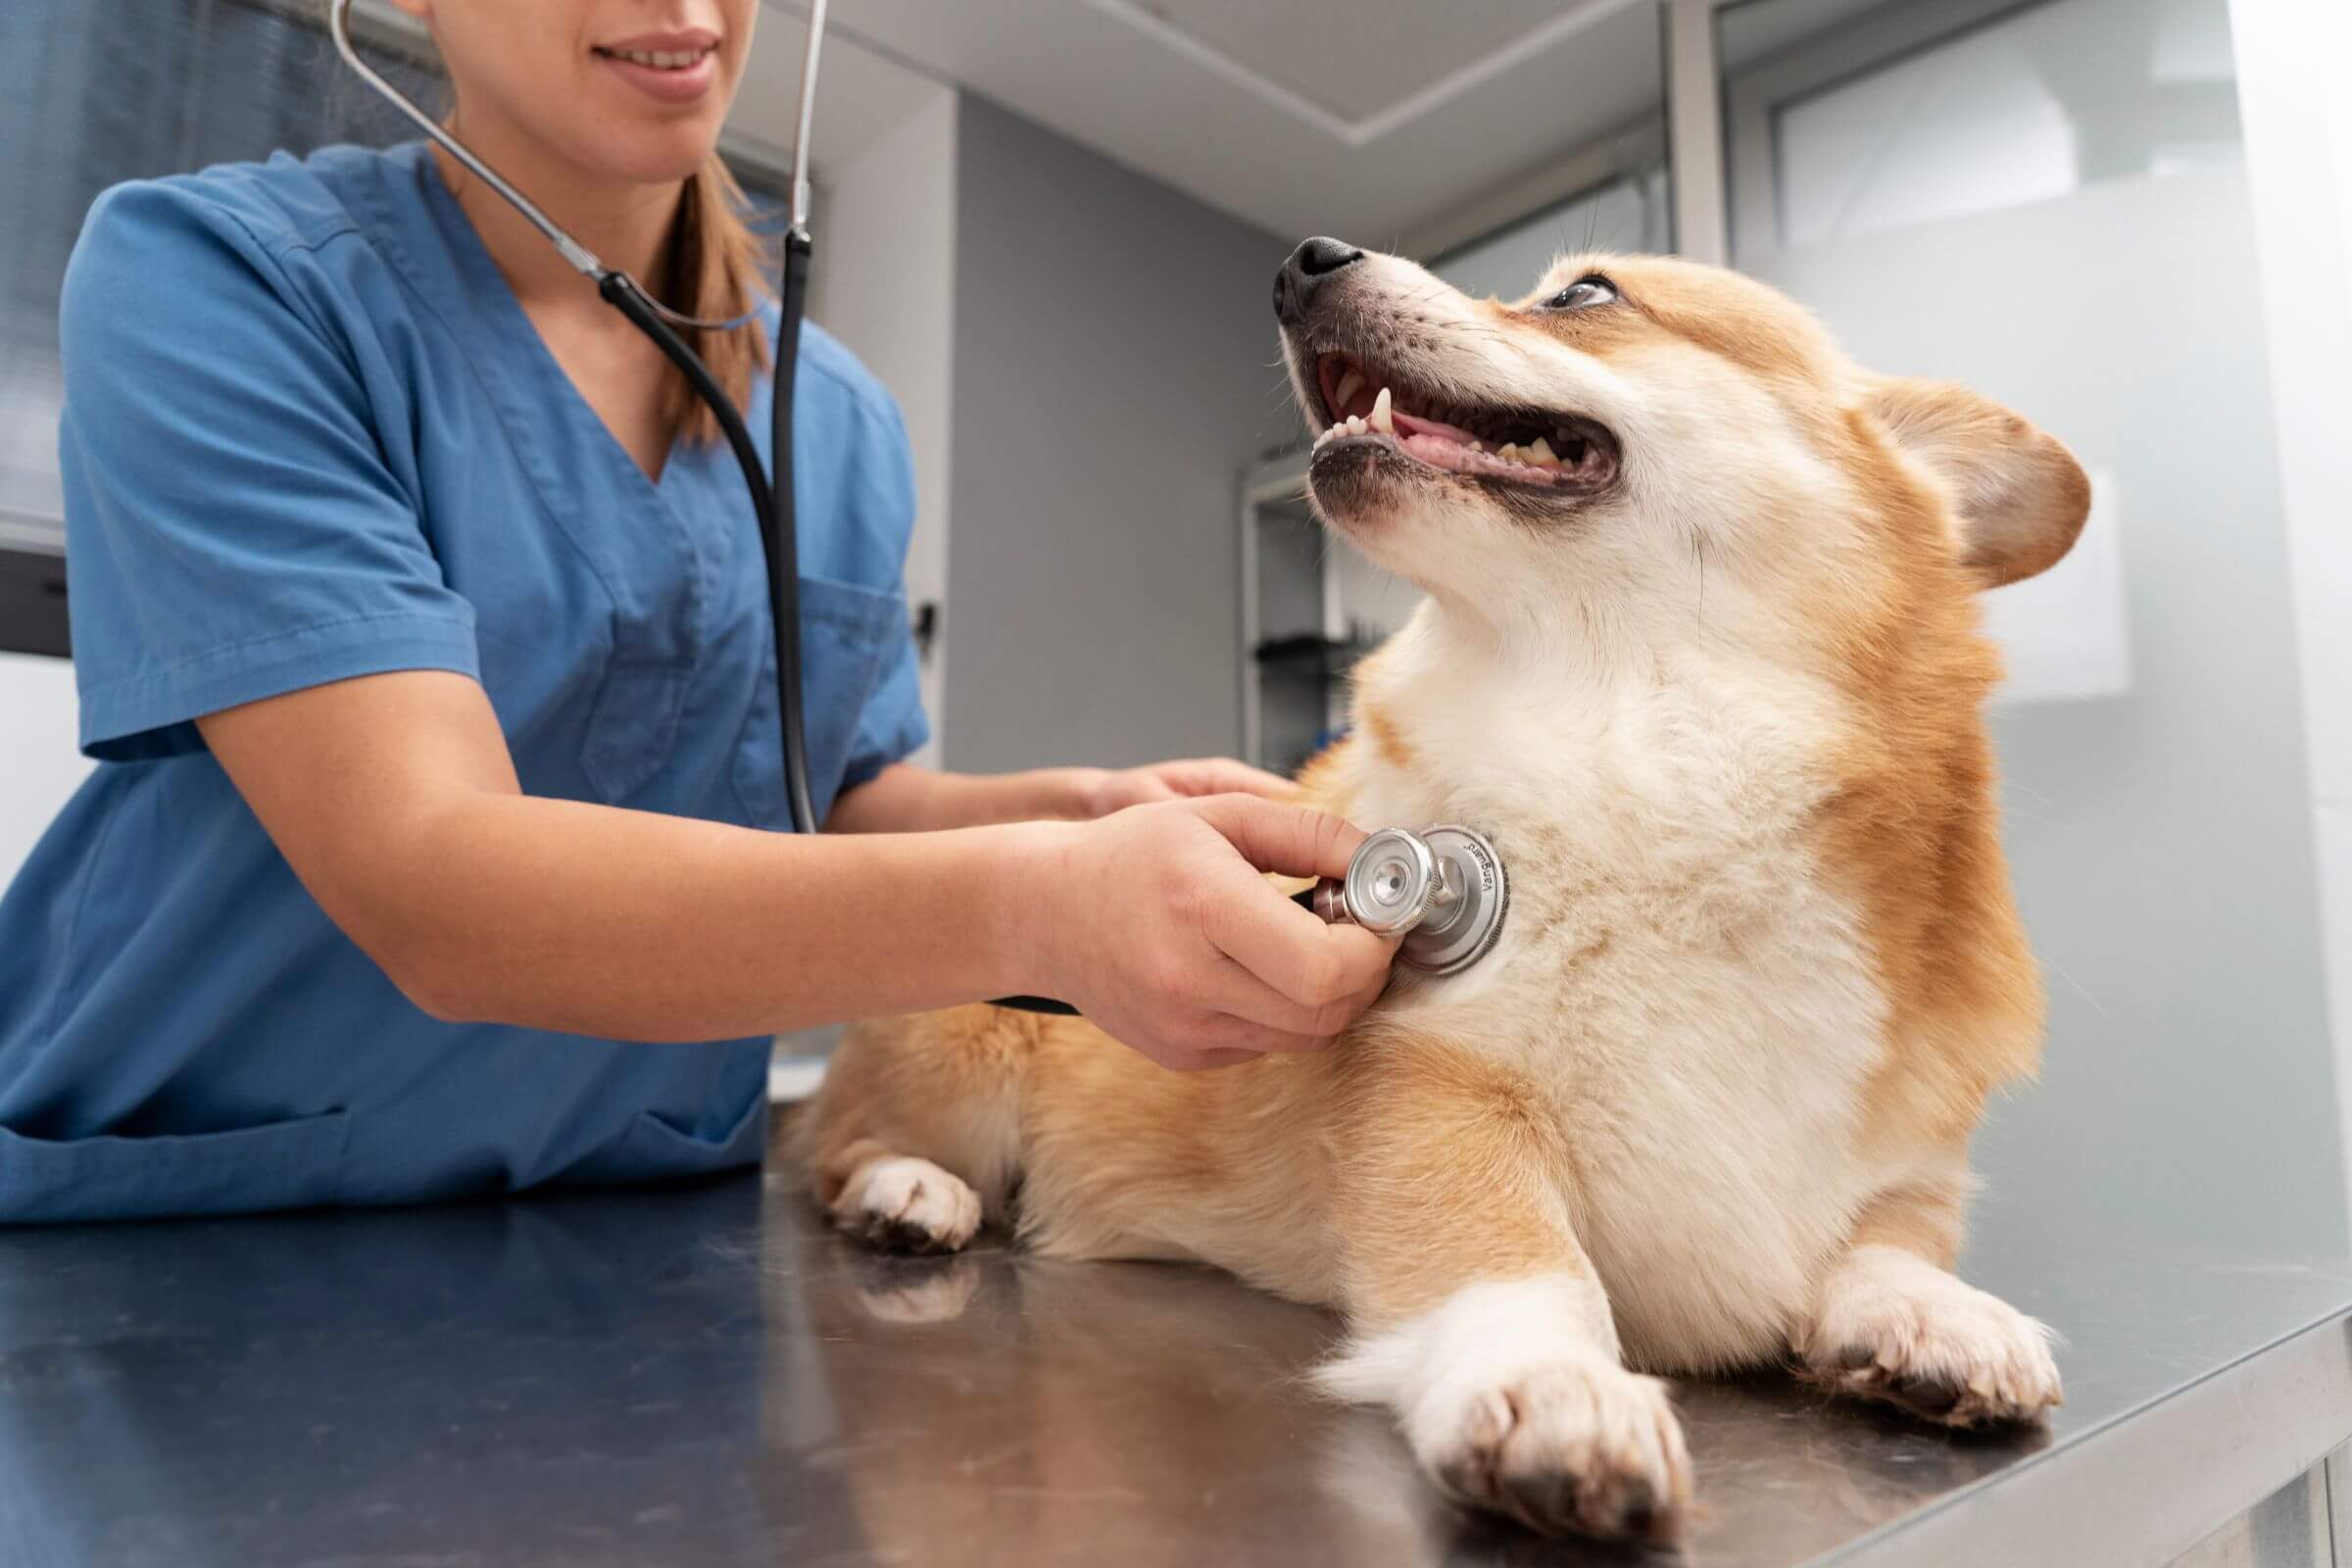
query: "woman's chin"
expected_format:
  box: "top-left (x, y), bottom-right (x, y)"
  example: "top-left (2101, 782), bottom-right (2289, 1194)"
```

top-left (572, 103), bottom-right (731, 184)
top-left (596, 134), bottom-right (726, 186)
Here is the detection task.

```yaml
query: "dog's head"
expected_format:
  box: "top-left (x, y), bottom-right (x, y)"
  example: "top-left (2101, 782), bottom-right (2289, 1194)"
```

top-left (1273, 239), bottom-right (2089, 648)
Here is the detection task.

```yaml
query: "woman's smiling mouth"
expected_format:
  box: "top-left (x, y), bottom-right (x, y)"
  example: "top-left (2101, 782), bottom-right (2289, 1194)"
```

top-left (593, 30), bottom-right (721, 104)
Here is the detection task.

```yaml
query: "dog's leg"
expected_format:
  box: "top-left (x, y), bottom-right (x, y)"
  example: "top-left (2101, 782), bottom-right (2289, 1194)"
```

top-left (790, 1005), bottom-right (1033, 1255)
top-left (1317, 1043), bottom-right (1692, 1544)
top-left (1792, 1181), bottom-right (2061, 1426)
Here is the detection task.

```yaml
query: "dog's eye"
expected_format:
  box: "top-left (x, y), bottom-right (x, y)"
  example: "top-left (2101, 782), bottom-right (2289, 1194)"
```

top-left (1544, 275), bottom-right (1618, 311)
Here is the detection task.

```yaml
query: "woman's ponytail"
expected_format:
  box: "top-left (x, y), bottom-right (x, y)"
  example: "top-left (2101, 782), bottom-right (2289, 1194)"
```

top-left (659, 152), bottom-right (775, 446)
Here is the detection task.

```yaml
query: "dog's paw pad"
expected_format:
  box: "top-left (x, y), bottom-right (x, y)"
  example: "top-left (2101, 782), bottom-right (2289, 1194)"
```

top-left (1417, 1359), bottom-right (1691, 1544)
top-left (833, 1156), bottom-right (982, 1255)
top-left (1803, 1254), bottom-right (2061, 1428)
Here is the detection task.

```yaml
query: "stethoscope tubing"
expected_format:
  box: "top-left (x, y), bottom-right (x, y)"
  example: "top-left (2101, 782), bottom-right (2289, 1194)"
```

top-left (598, 269), bottom-right (817, 837)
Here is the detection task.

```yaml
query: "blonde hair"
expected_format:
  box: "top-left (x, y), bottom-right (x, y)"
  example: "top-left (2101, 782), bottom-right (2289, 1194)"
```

top-left (653, 154), bottom-right (776, 447)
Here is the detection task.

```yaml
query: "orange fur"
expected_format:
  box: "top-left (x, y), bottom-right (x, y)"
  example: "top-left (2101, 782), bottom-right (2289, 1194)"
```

top-left (794, 244), bottom-right (2087, 1540)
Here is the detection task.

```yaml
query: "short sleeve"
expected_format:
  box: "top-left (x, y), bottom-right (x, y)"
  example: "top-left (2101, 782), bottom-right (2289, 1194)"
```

top-left (827, 383), bottom-right (930, 792)
top-left (57, 178), bottom-right (479, 761)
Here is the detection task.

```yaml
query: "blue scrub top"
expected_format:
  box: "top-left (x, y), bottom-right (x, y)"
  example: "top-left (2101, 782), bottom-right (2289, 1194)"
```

top-left (0, 143), bottom-right (930, 1223)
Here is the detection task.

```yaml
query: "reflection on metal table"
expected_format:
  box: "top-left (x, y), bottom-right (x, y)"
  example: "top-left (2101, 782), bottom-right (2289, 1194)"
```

top-left (2, 1151), bottom-right (2349, 1566)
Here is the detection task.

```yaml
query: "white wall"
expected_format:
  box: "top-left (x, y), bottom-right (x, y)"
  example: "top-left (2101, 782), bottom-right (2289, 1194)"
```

top-left (805, 87), bottom-right (959, 767)
top-left (1, 653), bottom-right (89, 884)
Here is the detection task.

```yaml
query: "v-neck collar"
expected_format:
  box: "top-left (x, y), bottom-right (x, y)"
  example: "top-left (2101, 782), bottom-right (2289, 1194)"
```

top-left (407, 145), bottom-right (694, 500)
top-left (343, 142), bottom-right (731, 651)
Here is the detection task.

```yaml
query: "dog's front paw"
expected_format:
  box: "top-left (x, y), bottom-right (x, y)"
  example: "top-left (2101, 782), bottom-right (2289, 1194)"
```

top-left (1413, 1355), bottom-right (1691, 1544)
top-left (1800, 1245), bottom-right (2060, 1428)
top-left (830, 1155), bottom-right (982, 1255)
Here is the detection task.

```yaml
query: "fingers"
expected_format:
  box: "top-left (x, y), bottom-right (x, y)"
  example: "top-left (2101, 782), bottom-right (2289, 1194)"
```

top-left (1163, 758), bottom-right (1297, 800)
top-left (1187, 954), bottom-right (1372, 1039)
top-left (1141, 1011), bottom-right (1326, 1072)
top-left (1114, 775), bottom-right (1182, 808)
top-left (1199, 861), bottom-right (1396, 1018)
top-left (1192, 793), bottom-right (1364, 881)
top-left (1185, 1008), bottom-right (1327, 1057)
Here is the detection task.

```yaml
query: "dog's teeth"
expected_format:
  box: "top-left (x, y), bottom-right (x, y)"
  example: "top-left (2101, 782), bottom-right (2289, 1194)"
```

top-left (1496, 443), bottom-right (1521, 463)
top-left (1369, 386), bottom-right (1394, 434)
top-left (1468, 440), bottom-right (1484, 453)
top-left (1348, 415), bottom-right (1367, 435)
top-left (1527, 436), bottom-right (1558, 466)
top-left (1335, 368), bottom-right (1365, 412)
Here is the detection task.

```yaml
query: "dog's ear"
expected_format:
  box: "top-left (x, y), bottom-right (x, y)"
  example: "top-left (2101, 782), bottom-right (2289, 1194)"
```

top-left (1867, 378), bottom-right (2090, 588)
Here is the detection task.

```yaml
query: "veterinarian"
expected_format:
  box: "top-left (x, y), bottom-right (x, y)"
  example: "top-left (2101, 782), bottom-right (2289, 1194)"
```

top-left (0, 0), bottom-right (1396, 1225)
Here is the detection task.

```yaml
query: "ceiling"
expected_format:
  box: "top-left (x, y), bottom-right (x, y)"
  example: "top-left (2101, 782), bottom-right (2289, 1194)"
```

top-left (763, 0), bottom-right (1674, 246)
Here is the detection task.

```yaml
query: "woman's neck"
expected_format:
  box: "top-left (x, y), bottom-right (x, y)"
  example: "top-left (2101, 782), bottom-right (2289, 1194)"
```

top-left (428, 111), bottom-right (684, 308)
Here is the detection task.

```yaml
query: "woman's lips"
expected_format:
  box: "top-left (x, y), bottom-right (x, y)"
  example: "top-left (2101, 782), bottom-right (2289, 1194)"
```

top-left (595, 48), bottom-right (719, 106)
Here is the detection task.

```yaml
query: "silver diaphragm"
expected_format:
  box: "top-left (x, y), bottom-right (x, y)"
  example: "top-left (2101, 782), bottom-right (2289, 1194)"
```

top-left (1308, 824), bottom-right (1509, 976)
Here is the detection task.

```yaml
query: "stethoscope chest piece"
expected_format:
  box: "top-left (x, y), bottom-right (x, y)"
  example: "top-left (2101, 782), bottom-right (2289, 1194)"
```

top-left (1308, 824), bottom-right (1509, 976)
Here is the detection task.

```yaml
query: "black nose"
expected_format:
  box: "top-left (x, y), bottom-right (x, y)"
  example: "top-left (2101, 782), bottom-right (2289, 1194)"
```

top-left (1273, 235), bottom-right (1365, 324)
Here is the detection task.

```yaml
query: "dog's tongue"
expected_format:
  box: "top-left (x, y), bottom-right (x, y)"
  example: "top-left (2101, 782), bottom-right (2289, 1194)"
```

top-left (1393, 406), bottom-right (1478, 445)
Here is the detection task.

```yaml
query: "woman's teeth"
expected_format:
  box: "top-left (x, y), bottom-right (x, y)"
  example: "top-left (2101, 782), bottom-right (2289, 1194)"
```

top-left (607, 47), bottom-right (712, 68)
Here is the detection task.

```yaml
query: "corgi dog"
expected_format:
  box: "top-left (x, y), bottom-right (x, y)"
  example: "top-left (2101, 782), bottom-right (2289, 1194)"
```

top-left (793, 238), bottom-right (2085, 1544)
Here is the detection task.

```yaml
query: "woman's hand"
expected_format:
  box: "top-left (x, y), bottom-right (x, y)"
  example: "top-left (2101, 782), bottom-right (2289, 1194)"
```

top-left (1078, 757), bottom-right (1295, 816)
top-left (826, 759), bottom-right (1295, 834)
top-left (1008, 795), bottom-right (1397, 1072)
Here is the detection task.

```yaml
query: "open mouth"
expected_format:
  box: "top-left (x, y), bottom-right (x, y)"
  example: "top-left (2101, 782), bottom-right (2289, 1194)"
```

top-left (1310, 353), bottom-right (1619, 493)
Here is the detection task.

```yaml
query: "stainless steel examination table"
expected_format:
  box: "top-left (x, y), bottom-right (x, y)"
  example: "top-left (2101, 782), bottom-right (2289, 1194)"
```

top-left (4, 1143), bottom-right (2350, 1567)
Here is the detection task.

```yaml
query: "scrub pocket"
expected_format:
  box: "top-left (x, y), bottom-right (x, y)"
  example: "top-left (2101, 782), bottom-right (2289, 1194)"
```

top-left (735, 572), bottom-right (907, 825)
top-left (581, 658), bottom-right (691, 805)
top-left (555, 1090), bottom-right (767, 1191)
top-left (0, 1111), bottom-right (351, 1224)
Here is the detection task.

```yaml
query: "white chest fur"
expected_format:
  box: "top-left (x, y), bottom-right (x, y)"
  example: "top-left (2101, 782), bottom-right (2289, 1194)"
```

top-left (1341, 613), bottom-right (1894, 1371)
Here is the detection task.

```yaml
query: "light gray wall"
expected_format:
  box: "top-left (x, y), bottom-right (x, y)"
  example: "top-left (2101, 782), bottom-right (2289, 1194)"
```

top-left (944, 95), bottom-right (1292, 773)
top-left (806, 88), bottom-right (958, 769)
top-left (1435, 169), bottom-right (1671, 302)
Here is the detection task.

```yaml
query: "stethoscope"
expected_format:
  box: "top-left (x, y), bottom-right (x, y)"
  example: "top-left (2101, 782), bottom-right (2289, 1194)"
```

top-left (326, 0), bottom-right (1507, 998)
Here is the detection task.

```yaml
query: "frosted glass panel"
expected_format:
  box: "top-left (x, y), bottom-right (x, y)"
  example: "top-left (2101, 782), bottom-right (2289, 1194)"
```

top-left (1767, 0), bottom-right (2241, 251)
top-left (1722, 0), bottom-right (2345, 1261)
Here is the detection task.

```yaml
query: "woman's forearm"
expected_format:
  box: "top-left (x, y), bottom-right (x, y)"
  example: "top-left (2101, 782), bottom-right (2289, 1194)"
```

top-left (827, 761), bottom-right (1104, 832)
top-left (198, 671), bottom-right (1386, 1065)
top-left (373, 792), bottom-right (1062, 1040)
top-left (197, 673), bottom-right (1080, 1040)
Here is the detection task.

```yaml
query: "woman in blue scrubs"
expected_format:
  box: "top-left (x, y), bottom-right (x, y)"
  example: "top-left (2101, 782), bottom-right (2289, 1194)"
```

top-left (0, 0), bottom-right (1395, 1223)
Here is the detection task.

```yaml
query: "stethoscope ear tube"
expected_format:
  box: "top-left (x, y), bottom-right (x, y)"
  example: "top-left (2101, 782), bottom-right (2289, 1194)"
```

top-left (600, 267), bottom-right (816, 840)
top-left (765, 234), bottom-right (820, 838)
